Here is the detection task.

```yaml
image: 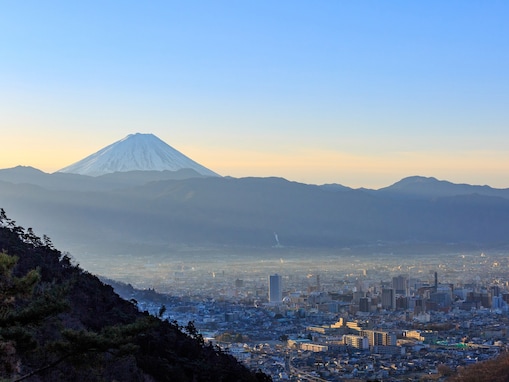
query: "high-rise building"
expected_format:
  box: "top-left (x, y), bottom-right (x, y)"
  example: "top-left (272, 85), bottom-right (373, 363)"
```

top-left (392, 275), bottom-right (408, 296)
top-left (382, 288), bottom-right (396, 310)
top-left (352, 291), bottom-right (366, 304)
top-left (269, 274), bottom-right (282, 303)
top-left (359, 297), bottom-right (371, 312)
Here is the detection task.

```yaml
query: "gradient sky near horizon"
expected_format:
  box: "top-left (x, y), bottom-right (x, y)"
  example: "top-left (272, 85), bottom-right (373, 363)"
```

top-left (1, 1), bottom-right (508, 188)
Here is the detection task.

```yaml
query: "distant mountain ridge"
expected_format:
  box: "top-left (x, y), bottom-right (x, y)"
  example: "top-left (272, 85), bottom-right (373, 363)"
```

top-left (1, 170), bottom-right (509, 253)
top-left (378, 176), bottom-right (509, 199)
top-left (58, 133), bottom-right (219, 177)
top-left (0, 165), bottom-right (209, 191)
top-left (3, 167), bottom-right (508, 198)
top-left (2, 138), bottom-right (509, 253)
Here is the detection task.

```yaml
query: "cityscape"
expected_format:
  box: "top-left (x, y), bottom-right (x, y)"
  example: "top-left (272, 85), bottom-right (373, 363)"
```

top-left (3, 133), bottom-right (508, 381)
top-left (2, 2), bottom-right (508, 379)
top-left (97, 246), bottom-right (509, 381)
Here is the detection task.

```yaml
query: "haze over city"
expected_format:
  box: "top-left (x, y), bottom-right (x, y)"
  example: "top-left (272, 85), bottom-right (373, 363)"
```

top-left (1, 1), bottom-right (508, 188)
top-left (3, 3), bottom-right (509, 380)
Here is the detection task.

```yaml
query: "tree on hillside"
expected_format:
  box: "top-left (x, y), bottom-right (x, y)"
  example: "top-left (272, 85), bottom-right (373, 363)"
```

top-left (0, 217), bottom-right (152, 382)
top-left (0, 250), bottom-right (67, 378)
top-left (0, 208), bottom-right (271, 381)
top-left (0, 249), bottom-right (156, 381)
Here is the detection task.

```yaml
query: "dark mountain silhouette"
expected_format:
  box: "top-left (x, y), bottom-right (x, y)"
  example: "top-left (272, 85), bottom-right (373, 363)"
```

top-left (0, 210), bottom-right (269, 381)
top-left (378, 176), bottom-right (509, 200)
top-left (1, 172), bottom-right (509, 254)
top-left (0, 165), bottom-right (208, 192)
top-left (318, 183), bottom-right (353, 192)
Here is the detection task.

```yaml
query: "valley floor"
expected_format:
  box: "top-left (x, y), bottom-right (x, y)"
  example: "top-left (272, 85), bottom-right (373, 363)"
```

top-left (101, 246), bottom-right (509, 381)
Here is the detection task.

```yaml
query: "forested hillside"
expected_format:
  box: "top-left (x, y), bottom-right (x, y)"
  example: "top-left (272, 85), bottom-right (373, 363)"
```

top-left (0, 208), bottom-right (269, 381)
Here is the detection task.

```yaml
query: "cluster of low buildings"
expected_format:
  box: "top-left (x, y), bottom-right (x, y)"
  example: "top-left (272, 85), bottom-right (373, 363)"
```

top-left (106, 249), bottom-right (509, 380)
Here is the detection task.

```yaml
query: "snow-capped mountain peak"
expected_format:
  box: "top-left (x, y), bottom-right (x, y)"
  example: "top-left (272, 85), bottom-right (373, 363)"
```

top-left (57, 133), bottom-right (219, 177)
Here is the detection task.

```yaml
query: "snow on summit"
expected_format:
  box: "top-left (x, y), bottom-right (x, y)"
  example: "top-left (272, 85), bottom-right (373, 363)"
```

top-left (57, 133), bottom-right (219, 177)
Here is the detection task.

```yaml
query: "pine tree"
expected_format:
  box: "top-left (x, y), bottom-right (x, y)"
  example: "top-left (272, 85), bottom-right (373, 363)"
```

top-left (0, 251), bottom-right (45, 377)
top-left (0, 235), bottom-right (150, 381)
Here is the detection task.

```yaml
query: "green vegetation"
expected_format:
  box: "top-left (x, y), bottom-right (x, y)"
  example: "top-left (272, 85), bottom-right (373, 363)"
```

top-left (0, 208), bottom-right (270, 381)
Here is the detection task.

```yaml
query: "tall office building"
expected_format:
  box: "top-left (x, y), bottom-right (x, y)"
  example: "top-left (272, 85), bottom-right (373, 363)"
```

top-left (359, 297), bottom-right (371, 312)
top-left (269, 274), bottom-right (282, 303)
top-left (392, 275), bottom-right (408, 296)
top-left (381, 288), bottom-right (396, 310)
top-left (491, 285), bottom-right (500, 298)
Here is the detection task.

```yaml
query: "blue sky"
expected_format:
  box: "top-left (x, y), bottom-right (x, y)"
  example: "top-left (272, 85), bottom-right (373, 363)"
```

top-left (1, 1), bottom-right (508, 188)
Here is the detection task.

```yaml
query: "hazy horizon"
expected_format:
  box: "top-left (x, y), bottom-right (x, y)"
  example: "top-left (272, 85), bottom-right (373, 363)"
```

top-left (1, 1), bottom-right (508, 189)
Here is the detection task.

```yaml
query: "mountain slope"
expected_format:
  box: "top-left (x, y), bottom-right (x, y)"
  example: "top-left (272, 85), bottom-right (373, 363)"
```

top-left (377, 176), bottom-right (509, 199)
top-left (0, 211), bottom-right (268, 381)
top-left (1, 176), bottom-right (509, 256)
top-left (0, 165), bottom-right (209, 191)
top-left (58, 133), bottom-right (219, 177)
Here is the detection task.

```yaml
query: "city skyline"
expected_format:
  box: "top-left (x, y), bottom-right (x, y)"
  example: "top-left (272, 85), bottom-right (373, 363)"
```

top-left (1, 1), bottom-right (508, 188)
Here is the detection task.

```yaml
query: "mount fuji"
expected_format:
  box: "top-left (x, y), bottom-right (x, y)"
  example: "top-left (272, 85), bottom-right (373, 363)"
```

top-left (57, 133), bottom-right (219, 177)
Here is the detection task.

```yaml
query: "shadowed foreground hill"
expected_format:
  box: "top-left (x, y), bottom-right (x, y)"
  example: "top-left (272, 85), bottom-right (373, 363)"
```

top-left (446, 352), bottom-right (509, 382)
top-left (0, 209), bottom-right (270, 382)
